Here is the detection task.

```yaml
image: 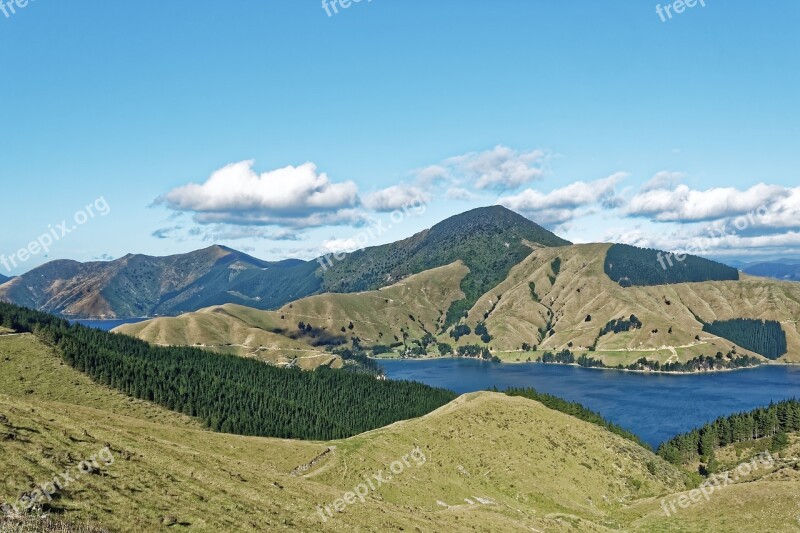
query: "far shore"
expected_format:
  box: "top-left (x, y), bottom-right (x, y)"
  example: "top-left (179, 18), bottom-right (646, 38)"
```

top-left (369, 354), bottom-right (799, 375)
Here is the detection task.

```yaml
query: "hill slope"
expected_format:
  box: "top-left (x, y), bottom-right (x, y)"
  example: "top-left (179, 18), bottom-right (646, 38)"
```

top-left (0, 332), bottom-right (685, 532)
top-left (123, 243), bottom-right (800, 368)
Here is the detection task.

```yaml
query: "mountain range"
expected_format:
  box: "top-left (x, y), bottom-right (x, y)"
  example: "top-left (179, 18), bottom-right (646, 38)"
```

top-left (5, 205), bottom-right (800, 368)
top-left (740, 259), bottom-right (800, 282)
top-left (0, 206), bottom-right (567, 320)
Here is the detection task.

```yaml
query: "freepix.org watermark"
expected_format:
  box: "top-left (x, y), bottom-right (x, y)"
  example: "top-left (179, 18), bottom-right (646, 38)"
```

top-left (656, 0), bottom-right (706, 23)
top-left (656, 204), bottom-right (767, 271)
top-left (661, 451), bottom-right (774, 517)
top-left (322, 0), bottom-right (372, 18)
top-left (1, 446), bottom-right (115, 515)
top-left (0, 0), bottom-right (36, 20)
top-left (0, 197), bottom-right (110, 274)
top-left (315, 446), bottom-right (427, 522)
top-left (316, 196), bottom-right (426, 272)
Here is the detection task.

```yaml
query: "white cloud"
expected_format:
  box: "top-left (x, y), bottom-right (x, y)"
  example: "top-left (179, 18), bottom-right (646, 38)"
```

top-left (363, 184), bottom-right (429, 212)
top-left (156, 160), bottom-right (360, 228)
top-left (320, 238), bottom-right (360, 254)
top-left (445, 187), bottom-right (481, 201)
top-left (415, 145), bottom-right (549, 190)
top-left (497, 173), bottom-right (626, 225)
top-left (641, 171), bottom-right (686, 192)
top-left (626, 183), bottom-right (789, 222)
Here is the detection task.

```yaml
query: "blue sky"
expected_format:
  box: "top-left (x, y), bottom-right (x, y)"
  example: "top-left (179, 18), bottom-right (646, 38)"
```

top-left (1, 1), bottom-right (798, 275)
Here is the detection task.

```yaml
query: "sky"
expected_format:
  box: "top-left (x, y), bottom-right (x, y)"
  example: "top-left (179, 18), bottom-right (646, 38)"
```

top-left (1, 0), bottom-right (798, 275)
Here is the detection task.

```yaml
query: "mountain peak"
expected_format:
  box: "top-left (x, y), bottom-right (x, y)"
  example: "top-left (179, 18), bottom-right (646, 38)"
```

top-left (428, 205), bottom-right (571, 248)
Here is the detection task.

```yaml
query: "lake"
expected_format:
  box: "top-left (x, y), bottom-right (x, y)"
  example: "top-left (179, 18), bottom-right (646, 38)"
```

top-left (378, 358), bottom-right (800, 448)
top-left (70, 318), bottom-right (150, 331)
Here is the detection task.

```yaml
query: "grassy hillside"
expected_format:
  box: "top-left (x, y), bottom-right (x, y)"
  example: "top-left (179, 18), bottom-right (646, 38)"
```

top-left (5, 332), bottom-right (800, 531)
top-left (117, 262), bottom-right (470, 366)
top-left (457, 243), bottom-right (800, 364)
top-left (121, 242), bottom-right (800, 369)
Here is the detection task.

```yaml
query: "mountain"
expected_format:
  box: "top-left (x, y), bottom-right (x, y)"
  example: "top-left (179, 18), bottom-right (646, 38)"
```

top-left (741, 259), bottom-right (800, 282)
top-left (0, 274), bottom-right (9, 284)
top-left (320, 205), bottom-right (570, 326)
top-left (0, 206), bottom-right (570, 319)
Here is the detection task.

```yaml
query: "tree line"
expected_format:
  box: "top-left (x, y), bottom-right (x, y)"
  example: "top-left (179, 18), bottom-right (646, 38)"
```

top-left (0, 303), bottom-right (456, 440)
top-left (658, 399), bottom-right (800, 466)
top-left (702, 319), bottom-right (787, 360)
top-left (535, 349), bottom-right (761, 373)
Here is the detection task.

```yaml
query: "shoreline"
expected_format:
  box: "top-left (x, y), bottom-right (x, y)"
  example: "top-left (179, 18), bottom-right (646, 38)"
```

top-left (370, 355), bottom-right (799, 375)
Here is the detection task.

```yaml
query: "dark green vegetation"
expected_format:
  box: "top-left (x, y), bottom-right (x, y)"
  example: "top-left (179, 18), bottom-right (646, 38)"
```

top-left (450, 323), bottom-right (472, 341)
top-left (528, 281), bottom-right (539, 302)
top-left (604, 244), bottom-right (739, 286)
top-left (0, 303), bottom-right (456, 440)
top-left (600, 315), bottom-right (643, 335)
top-left (536, 349), bottom-right (761, 373)
top-left (456, 344), bottom-right (492, 359)
top-left (505, 387), bottom-right (649, 449)
top-left (702, 319), bottom-right (787, 360)
top-left (658, 399), bottom-right (800, 465)
top-left (320, 206), bottom-right (570, 328)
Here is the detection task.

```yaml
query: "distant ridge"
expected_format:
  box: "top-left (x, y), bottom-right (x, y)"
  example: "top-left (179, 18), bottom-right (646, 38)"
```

top-left (741, 260), bottom-right (800, 282)
top-left (0, 245), bottom-right (321, 318)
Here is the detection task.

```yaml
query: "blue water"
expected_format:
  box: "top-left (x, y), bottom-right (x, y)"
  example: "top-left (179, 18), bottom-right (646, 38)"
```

top-left (378, 358), bottom-right (800, 448)
top-left (70, 318), bottom-right (149, 331)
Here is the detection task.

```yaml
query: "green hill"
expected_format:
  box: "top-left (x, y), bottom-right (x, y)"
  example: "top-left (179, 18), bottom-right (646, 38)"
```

top-left (321, 205), bottom-right (570, 327)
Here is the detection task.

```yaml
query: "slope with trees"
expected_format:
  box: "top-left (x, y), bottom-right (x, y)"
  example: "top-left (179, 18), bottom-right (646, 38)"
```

top-left (605, 243), bottom-right (739, 286)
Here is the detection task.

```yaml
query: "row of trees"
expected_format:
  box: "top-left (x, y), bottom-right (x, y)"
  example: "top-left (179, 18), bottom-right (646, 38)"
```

top-left (703, 319), bottom-right (787, 359)
top-left (658, 399), bottom-right (800, 465)
top-left (536, 349), bottom-right (761, 373)
top-left (0, 303), bottom-right (456, 440)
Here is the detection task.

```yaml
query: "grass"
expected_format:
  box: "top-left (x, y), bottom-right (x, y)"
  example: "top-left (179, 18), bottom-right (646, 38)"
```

top-left (2, 332), bottom-right (799, 531)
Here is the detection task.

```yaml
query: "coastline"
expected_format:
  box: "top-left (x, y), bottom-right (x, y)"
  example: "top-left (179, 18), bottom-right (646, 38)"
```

top-left (370, 355), bottom-right (798, 375)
